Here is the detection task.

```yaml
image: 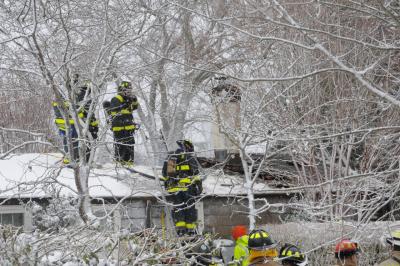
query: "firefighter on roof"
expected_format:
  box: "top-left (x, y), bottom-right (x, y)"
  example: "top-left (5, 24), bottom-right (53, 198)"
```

top-left (75, 81), bottom-right (99, 162)
top-left (52, 76), bottom-right (99, 164)
top-left (161, 139), bottom-right (202, 236)
top-left (109, 81), bottom-right (139, 166)
top-left (52, 98), bottom-right (78, 164)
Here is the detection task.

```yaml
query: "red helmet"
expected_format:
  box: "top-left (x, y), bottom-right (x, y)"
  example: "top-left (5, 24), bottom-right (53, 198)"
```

top-left (232, 225), bottom-right (247, 240)
top-left (334, 239), bottom-right (360, 259)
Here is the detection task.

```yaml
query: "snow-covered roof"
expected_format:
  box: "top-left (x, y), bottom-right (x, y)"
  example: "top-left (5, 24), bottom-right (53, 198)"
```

top-left (0, 153), bottom-right (288, 200)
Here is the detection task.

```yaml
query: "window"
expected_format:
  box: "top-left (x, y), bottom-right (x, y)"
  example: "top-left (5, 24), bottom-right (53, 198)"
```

top-left (0, 213), bottom-right (24, 227)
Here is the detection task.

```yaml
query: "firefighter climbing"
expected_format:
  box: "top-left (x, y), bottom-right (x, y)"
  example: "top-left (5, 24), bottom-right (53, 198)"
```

top-left (161, 139), bottom-right (203, 236)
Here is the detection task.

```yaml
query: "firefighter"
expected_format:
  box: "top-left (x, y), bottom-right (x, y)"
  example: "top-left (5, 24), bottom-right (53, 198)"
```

top-left (378, 230), bottom-right (400, 266)
top-left (247, 229), bottom-right (281, 266)
top-left (109, 81), bottom-right (139, 166)
top-left (334, 239), bottom-right (360, 266)
top-left (232, 225), bottom-right (249, 266)
top-left (75, 82), bottom-right (99, 162)
top-left (52, 98), bottom-right (78, 164)
top-left (278, 244), bottom-right (308, 266)
top-left (161, 139), bottom-right (202, 236)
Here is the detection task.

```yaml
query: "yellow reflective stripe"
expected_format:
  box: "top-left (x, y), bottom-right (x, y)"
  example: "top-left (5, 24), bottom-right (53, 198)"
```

top-left (186, 223), bottom-right (196, 229)
top-left (52, 101), bottom-right (70, 107)
top-left (112, 127), bottom-right (123, 132)
top-left (55, 118), bottom-right (65, 124)
top-left (176, 165), bottom-right (190, 171)
top-left (250, 232), bottom-right (269, 239)
top-left (167, 187), bottom-right (188, 193)
top-left (120, 109), bottom-right (131, 114)
top-left (175, 221), bottom-right (186, 227)
top-left (179, 178), bottom-right (192, 184)
top-left (112, 126), bottom-right (124, 132)
top-left (116, 94), bottom-right (124, 103)
top-left (160, 176), bottom-right (168, 181)
top-left (110, 109), bottom-right (132, 116)
top-left (112, 125), bottom-right (136, 132)
top-left (193, 175), bottom-right (201, 181)
top-left (90, 120), bottom-right (99, 126)
top-left (124, 125), bottom-right (135, 130)
top-left (78, 112), bottom-right (84, 118)
top-left (55, 118), bottom-right (74, 125)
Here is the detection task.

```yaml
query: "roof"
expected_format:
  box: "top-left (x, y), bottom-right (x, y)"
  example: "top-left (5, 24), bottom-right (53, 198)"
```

top-left (0, 153), bottom-right (292, 200)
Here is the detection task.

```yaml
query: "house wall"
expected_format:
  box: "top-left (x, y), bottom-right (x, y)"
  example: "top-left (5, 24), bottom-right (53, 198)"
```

top-left (120, 194), bottom-right (289, 238)
top-left (0, 205), bottom-right (33, 231)
top-left (119, 199), bottom-right (151, 231)
top-left (202, 195), bottom-right (285, 237)
top-left (0, 194), bottom-right (290, 236)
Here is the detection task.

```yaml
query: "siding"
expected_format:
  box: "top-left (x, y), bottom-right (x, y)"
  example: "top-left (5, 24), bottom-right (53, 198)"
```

top-left (120, 194), bottom-right (290, 238)
top-left (202, 195), bottom-right (284, 237)
top-left (0, 194), bottom-right (290, 235)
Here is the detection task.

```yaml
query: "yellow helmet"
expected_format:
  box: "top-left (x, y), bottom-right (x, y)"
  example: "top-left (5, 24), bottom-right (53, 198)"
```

top-left (387, 230), bottom-right (400, 248)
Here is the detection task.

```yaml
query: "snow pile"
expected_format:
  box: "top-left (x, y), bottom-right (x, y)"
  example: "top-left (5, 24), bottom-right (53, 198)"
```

top-left (0, 153), bottom-right (159, 199)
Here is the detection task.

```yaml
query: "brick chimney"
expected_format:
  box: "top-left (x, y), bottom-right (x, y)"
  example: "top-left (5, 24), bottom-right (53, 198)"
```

top-left (211, 78), bottom-right (241, 167)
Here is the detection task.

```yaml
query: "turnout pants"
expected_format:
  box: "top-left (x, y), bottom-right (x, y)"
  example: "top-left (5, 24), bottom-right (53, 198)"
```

top-left (168, 185), bottom-right (199, 235)
top-left (60, 127), bottom-right (79, 162)
top-left (113, 129), bottom-right (135, 163)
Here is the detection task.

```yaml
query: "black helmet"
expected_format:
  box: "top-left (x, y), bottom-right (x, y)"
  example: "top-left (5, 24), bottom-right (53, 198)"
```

top-left (74, 84), bottom-right (89, 102)
top-left (279, 244), bottom-right (308, 266)
top-left (176, 139), bottom-right (194, 152)
top-left (118, 81), bottom-right (131, 91)
top-left (248, 229), bottom-right (276, 250)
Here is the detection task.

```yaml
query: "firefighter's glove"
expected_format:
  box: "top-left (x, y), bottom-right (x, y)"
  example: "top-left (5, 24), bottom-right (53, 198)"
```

top-left (89, 125), bottom-right (99, 139)
top-left (193, 176), bottom-right (203, 194)
top-left (160, 176), bottom-right (169, 189)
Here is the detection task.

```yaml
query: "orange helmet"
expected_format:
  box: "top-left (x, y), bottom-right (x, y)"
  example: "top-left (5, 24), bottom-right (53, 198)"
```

top-left (334, 239), bottom-right (360, 259)
top-left (232, 225), bottom-right (247, 240)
